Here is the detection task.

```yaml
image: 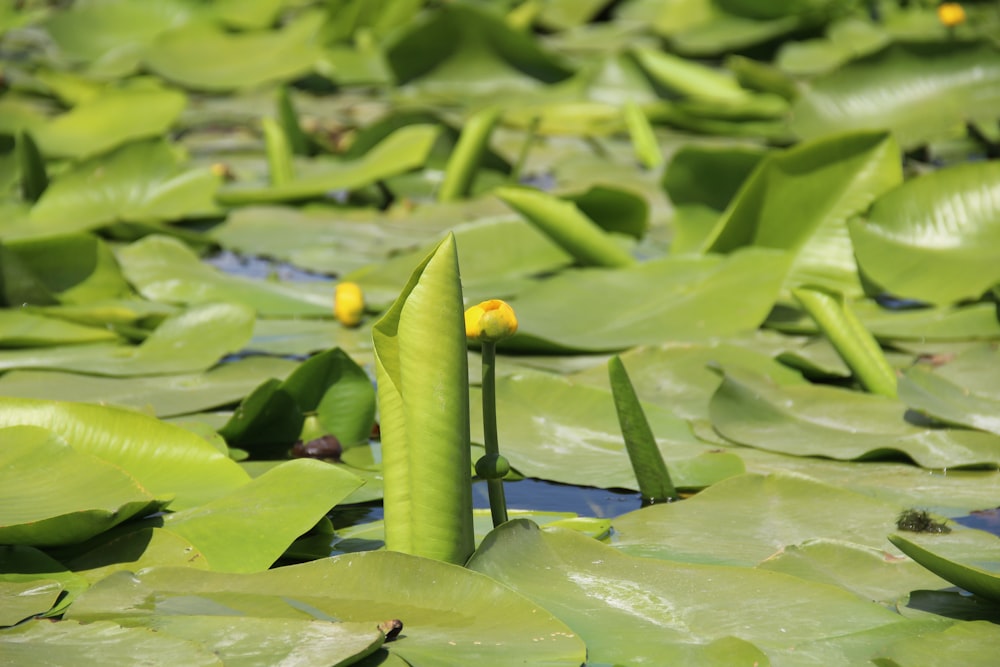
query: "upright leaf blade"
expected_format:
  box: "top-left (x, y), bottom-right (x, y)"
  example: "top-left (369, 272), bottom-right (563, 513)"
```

top-left (373, 233), bottom-right (474, 564)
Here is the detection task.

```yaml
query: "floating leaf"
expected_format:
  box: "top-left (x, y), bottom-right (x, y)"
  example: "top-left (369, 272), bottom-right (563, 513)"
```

top-left (890, 527), bottom-right (1000, 603)
top-left (30, 141), bottom-right (221, 234)
top-left (32, 88), bottom-right (186, 160)
top-left (849, 161), bottom-right (1000, 305)
top-left (791, 42), bottom-right (1000, 149)
top-left (0, 425), bottom-right (163, 546)
top-left (144, 12), bottom-right (324, 91)
top-left (0, 398), bottom-right (249, 510)
top-left (709, 367), bottom-right (1000, 468)
top-left (0, 303), bottom-right (254, 377)
top-left (67, 553), bottom-right (588, 666)
top-left (0, 580), bottom-right (63, 627)
top-left (117, 235), bottom-right (332, 316)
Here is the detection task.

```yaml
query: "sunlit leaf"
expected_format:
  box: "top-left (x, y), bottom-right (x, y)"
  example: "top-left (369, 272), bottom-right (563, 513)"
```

top-left (890, 527), bottom-right (1000, 603)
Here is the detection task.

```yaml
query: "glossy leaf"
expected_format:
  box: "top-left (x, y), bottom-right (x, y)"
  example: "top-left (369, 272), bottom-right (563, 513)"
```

top-left (30, 141), bottom-right (221, 234)
top-left (67, 553), bottom-right (588, 666)
top-left (0, 302), bottom-right (255, 377)
top-left (849, 161), bottom-right (1000, 305)
top-left (117, 235), bottom-right (332, 316)
top-left (702, 131), bottom-right (901, 294)
top-left (373, 234), bottom-right (474, 564)
top-left (0, 356), bottom-right (295, 418)
top-left (0, 310), bottom-right (118, 347)
top-left (791, 42), bottom-right (1000, 149)
top-left (5, 233), bottom-right (131, 304)
top-left (0, 425), bottom-right (163, 546)
top-left (0, 397), bottom-right (249, 510)
top-left (469, 519), bottom-right (912, 666)
top-left (144, 12), bottom-right (324, 91)
top-left (613, 473), bottom-right (904, 565)
top-left (33, 87), bottom-right (186, 160)
top-left (160, 459), bottom-right (363, 573)
top-left (709, 367), bottom-right (1000, 469)
top-left (0, 619), bottom-right (222, 666)
top-left (504, 248), bottom-right (790, 352)
top-left (0, 580), bottom-right (62, 627)
top-left (470, 370), bottom-right (745, 490)
top-left (0, 546), bottom-right (89, 616)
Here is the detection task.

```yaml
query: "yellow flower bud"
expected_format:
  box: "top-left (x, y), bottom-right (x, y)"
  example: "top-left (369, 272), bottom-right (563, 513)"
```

top-left (334, 281), bottom-right (365, 327)
top-left (937, 3), bottom-right (966, 27)
top-left (465, 299), bottom-right (518, 342)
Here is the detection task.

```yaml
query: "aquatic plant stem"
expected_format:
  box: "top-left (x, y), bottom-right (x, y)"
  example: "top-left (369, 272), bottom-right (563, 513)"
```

top-left (480, 341), bottom-right (509, 527)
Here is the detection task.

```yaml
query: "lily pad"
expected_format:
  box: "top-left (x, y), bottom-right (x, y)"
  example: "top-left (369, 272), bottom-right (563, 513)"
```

top-left (0, 397), bottom-right (249, 510)
top-left (0, 425), bottom-right (164, 547)
top-left (504, 248), bottom-right (791, 352)
top-left (0, 580), bottom-right (63, 627)
top-left (613, 472), bottom-right (903, 566)
top-left (709, 367), bottom-right (1000, 469)
top-left (0, 619), bottom-right (222, 666)
top-left (32, 87), bottom-right (186, 160)
top-left (468, 519), bottom-right (913, 666)
top-left (30, 141), bottom-right (221, 234)
top-left (849, 160), bottom-right (1000, 305)
top-left (117, 235), bottom-right (332, 316)
top-left (0, 302), bottom-right (255, 377)
top-left (791, 42), bottom-right (1000, 149)
top-left (67, 553), bottom-right (588, 666)
top-left (0, 356), bottom-right (296, 418)
top-left (0, 310), bottom-right (119, 347)
top-left (143, 11), bottom-right (324, 91)
top-left (470, 370), bottom-right (745, 490)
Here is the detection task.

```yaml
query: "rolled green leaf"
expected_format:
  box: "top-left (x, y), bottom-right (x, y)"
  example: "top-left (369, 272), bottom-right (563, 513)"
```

top-left (608, 356), bottom-right (676, 503)
top-left (439, 106), bottom-right (501, 202)
top-left (17, 131), bottom-right (48, 202)
top-left (495, 186), bottom-right (636, 268)
top-left (792, 286), bottom-right (897, 397)
top-left (276, 86), bottom-right (310, 156)
top-left (373, 233), bottom-right (474, 564)
top-left (623, 101), bottom-right (662, 169)
top-left (262, 117), bottom-right (295, 186)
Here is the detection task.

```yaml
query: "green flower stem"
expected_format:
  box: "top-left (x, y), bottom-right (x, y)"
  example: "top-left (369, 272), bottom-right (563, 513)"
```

top-left (479, 340), bottom-right (509, 527)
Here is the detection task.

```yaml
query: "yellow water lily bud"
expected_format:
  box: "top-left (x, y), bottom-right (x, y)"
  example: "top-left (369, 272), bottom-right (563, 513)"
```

top-left (937, 3), bottom-right (966, 27)
top-left (334, 281), bottom-right (364, 327)
top-left (465, 299), bottom-right (518, 342)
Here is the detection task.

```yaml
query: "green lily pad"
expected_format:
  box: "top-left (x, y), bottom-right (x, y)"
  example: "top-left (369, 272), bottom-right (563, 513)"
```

top-left (0, 580), bottom-right (63, 627)
top-left (470, 370), bottom-right (745, 490)
top-left (159, 459), bottom-right (363, 573)
top-left (67, 553), bottom-right (588, 666)
top-left (0, 397), bottom-right (249, 510)
top-left (791, 42), bottom-right (1000, 149)
top-left (849, 161), bottom-right (1000, 305)
top-left (30, 141), bottom-right (221, 234)
top-left (889, 527), bottom-right (1000, 603)
top-left (0, 619), bottom-right (222, 666)
top-left (874, 620), bottom-right (1000, 667)
top-left (757, 539), bottom-right (951, 606)
top-left (0, 546), bottom-right (89, 617)
top-left (117, 235), bottom-right (332, 316)
top-left (216, 124), bottom-right (439, 206)
top-left (32, 87), bottom-right (186, 160)
top-left (67, 528), bottom-right (209, 585)
top-left (247, 317), bottom-right (373, 360)
top-left (504, 248), bottom-right (791, 352)
top-left (4, 233), bottom-right (132, 304)
top-left (899, 362), bottom-right (1000, 436)
top-left (0, 302), bottom-right (254, 377)
top-left (709, 367), bottom-right (1000, 468)
top-left (144, 11), bottom-right (324, 91)
top-left (0, 310), bottom-right (119, 347)
top-left (0, 356), bottom-right (296, 418)
top-left (0, 425), bottom-right (163, 546)
top-left (613, 472), bottom-right (903, 565)
top-left (468, 519), bottom-right (913, 666)
top-left (701, 130), bottom-right (901, 295)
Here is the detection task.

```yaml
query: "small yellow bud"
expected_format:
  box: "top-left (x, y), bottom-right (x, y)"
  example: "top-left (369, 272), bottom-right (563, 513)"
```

top-left (465, 299), bottom-right (518, 342)
top-left (334, 282), bottom-right (365, 327)
top-left (937, 3), bottom-right (966, 27)
top-left (210, 162), bottom-right (234, 180)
